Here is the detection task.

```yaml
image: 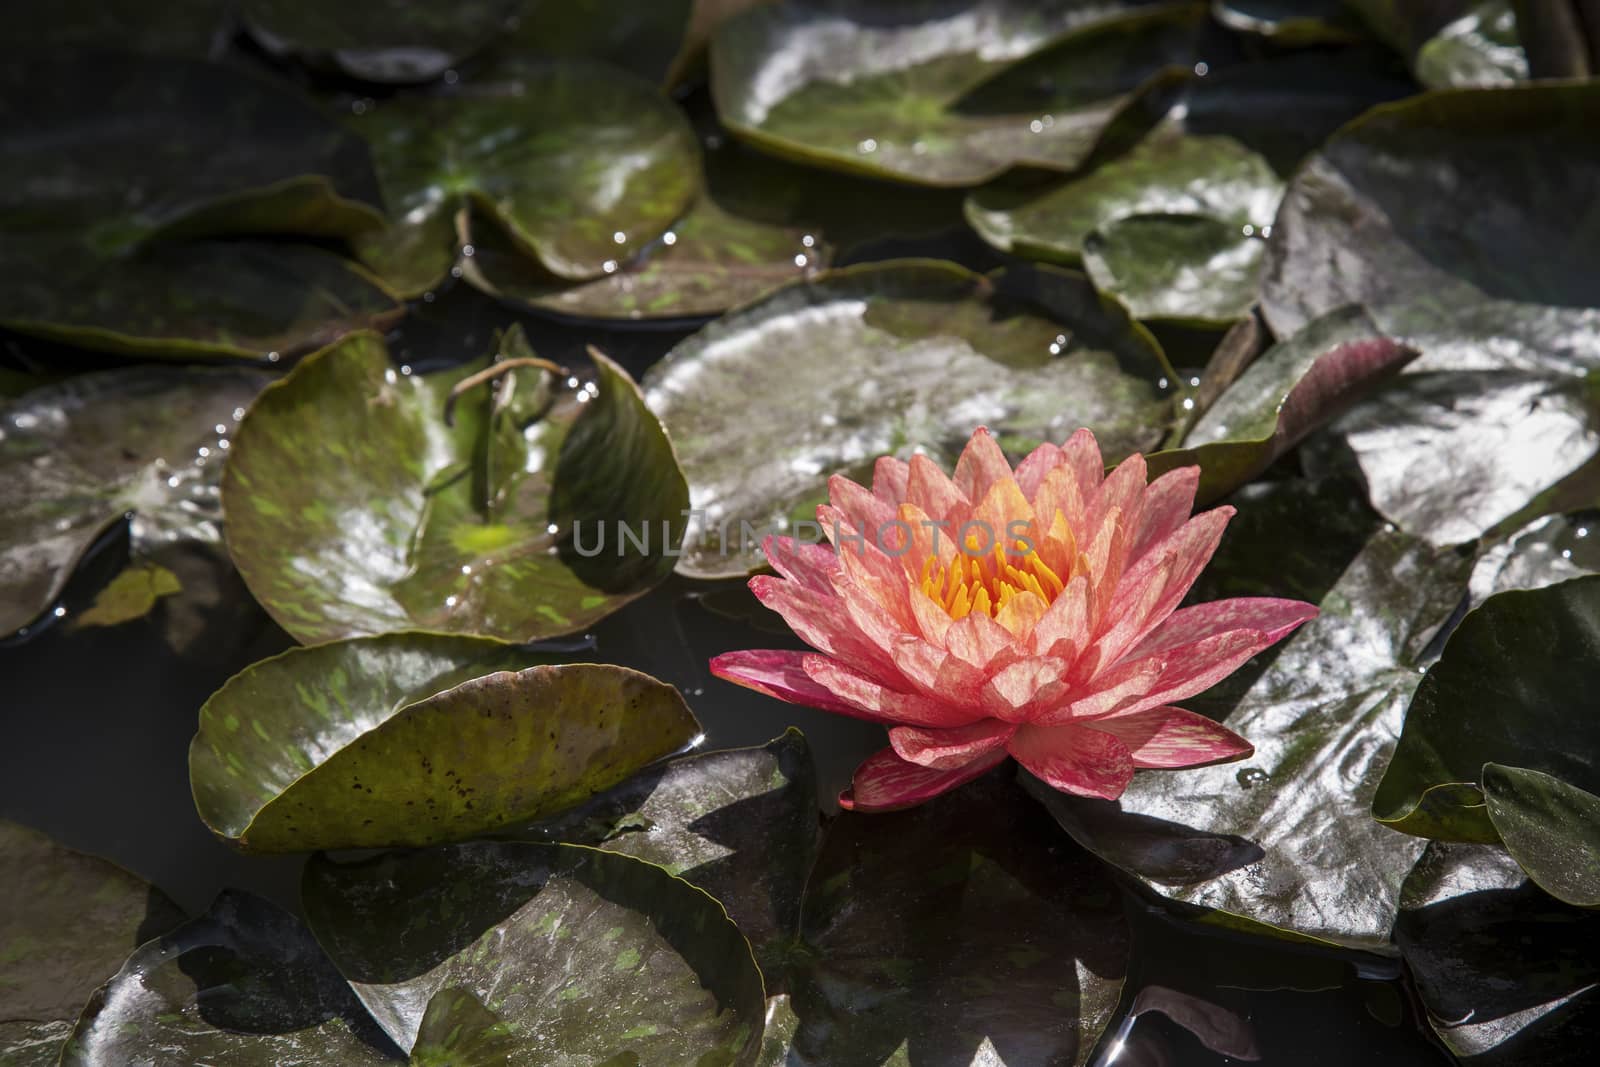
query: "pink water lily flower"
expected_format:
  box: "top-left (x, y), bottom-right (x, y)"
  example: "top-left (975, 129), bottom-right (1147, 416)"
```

top-left (710, 428), bottom-right (1317, 811)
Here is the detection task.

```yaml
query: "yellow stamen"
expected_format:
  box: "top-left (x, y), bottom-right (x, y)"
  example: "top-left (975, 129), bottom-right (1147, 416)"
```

top-left (915, 507), bottom-right (1082, 621)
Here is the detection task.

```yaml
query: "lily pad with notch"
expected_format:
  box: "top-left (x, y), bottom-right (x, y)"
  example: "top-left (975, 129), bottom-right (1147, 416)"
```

top-left (189, 631), bottom-right (700, 852)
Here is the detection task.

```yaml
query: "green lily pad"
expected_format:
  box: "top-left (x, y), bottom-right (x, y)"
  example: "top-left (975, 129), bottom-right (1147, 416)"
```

top-left (0, 822), bottom-right (185, 1067)
top-left (783, 770), bottom-right (1128, 1066)
top-left (0, 54), bottom-right (398, 359)
top-left (1208, 0), bottom-right (1365, 42)
top-left (0, 365), bottom-right (270, 638)
top-left (711, 1), bottom-right (1204, 187)
top-left (1146, 306), bottom-right (1418, 504)
top-left (1470, 513), bottom-right (1600, 603)
top-left (18, 0), bottom-right (226, 57)
top-left (1082, 212), bottom-right (1268, 325)
top-left (59, 891), bottom-right (402, 1066)
top-left (525, 730), bottom-right (819, 984)
top-left (238, 0), bottom-right (526, 83)
top-left (351, 57), bottom-right (699, 296)
top-left (302, 842), bottom-right (765, 1063)
top-left (465, 135), bottom-right (965, 321)
top-left (189, 632), bottom-right (700, 852)
top-left (408, 987), bottom-right (519, 1066)
top-left (643, 260), bottom-right (1176, 578)
top-left (1374, 576), bottom-right (1600, 903)
top-left (1414, 1), bottom-right (1529, 87)
top-left (1031, 500), bottom-right (1471, 951)
top-left (1397, 842), bottom-right (1600, 1064)
top-left (223, 328), bottom-right (688, 643)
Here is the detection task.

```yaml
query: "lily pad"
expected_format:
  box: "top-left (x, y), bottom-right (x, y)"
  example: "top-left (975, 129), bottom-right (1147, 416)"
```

top-left (302, 842), bottom-right (765, 1063)
top-left (189, 632), bottom-right (700, 852)
top-left (643, 260), bottom-right (1176, 578)
top-left (1414, 1), bottom-right (1529, 87)
top-left (223, 329), bottom-right (688, 644)
top-left (711, 1), bottom-right (1204, 187)
top-left (511, 0), bottom-right (694, 84)
top-left (0, 54), bottom-right (398, 358)
top-left (523, 730), bottom-right (819, 983)
top-left (465, 135), bottom-right (965, 321)
top-left (238, 0), bottom-right (526, 83)
top-left (351, 57), bottom-right (699, 295)
top-left (1470, 513), bottom-right (1600, 603)
top-left (408, 987), bottom-right (520, 1066)
top-left (1373, 576), bottom-right (1600, 904)
top-left (0, 365), bottom-right (270, 638)
top-left (1209, 0), bottom-right (1365, 42)
top-left (1030, 509), bottom-right (1471, 951)
top-left (1082, 212), bottom-right (1268, 325)
top-left (783, 769), bottom-right (1128, 1066)
top-left (1145, 306), bottom-right (1418, 504)
top-left (59, 891), bottom-right (401, 1066)
top-left (0, 822), bottom-right (185, 1067)
top-left (1397, 842), bottom-right (1600, 1064)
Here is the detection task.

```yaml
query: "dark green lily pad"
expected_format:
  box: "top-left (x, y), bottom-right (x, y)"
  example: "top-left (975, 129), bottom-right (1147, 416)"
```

top-left (238, 0), bottom-right (525, 83)
top-left (511, 0), bottom-right (694, 84)
top-left (189, 632), bottom-right (700, 852)
top-left (17, 0), bottom-right (227, 57)
top-left (0, 365), bottom-right (270, 638)
top-left (465, 135), bottom-right (965, 321)
top-left (0, 54), bottom-right (398, 358)
top-left (408, 987), bottom-right (519, 1066)
top-left (302, 842), bottom-right (765, 1063)
top-left (783, 769), bottom-right (1128, 1066)
top-left (0, 822), bottom-right (185, 1067)
top-left (1145, 306), bottom-right (1418, 504)
top-left (1374, 576), bottom-right (1600, 903)
top-left (59, 891), bottom-right (402, 1066)
top-left (643, 260), bottom-right (1176, 578)
top-left (1414, 1), bottom-right (1528, 87)
top-left (524, 730), bottom-right (818, 984)
top-left (711, 1), bottom-right (1204, 187)
top-left (1209, 0), bottom-right (1365, 42)
top-left (223, 328), bottom-right (688, 643)
top-left (1470, 513), bottom-right (1600, 603)
top-left (1397, 842), bottom-right (1600, 1064)
top-left (1031, 512), bottom-right (1471, 951)
top-left (1082, 212), bottom-right (1268, 325)
top-left (351, 57), bottom-right (699, 295)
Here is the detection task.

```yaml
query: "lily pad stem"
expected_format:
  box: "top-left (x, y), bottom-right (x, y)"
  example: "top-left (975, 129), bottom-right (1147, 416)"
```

top-left (444, 357), bottom-right (566, 426)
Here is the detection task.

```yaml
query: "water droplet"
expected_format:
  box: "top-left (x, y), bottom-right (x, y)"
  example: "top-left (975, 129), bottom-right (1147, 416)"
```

top-left (233, 407), bottom-right (246, 421)
top-left (1236, 767), bottom-right (1269, 788)
top-left (662, 231), bottom-right (677, 246)
top-left (461, 244), bottom-right (475, 257)
top-left (400, 365), bottom-right (414, 376)
top-left (167, 476), bottom-right (181, 488)
top-left (218, 439), bottom-right (229, 450)
top-left (53, 606), bottom-right (67, 618)
top-left (214, 423), bottom-right (227, 435)
top-left (1189, 376), bottom-right (1201, 387)
top-left (1029, 119), bottom-right (1044, 133)
top-left (450, 265), bottom-right (463, 278)
top-left (801, 234), bottom-right (815, 248)
top-left (1181, 397), bottom-right (1195, 411)
top-left (443, 69), bottom-right (459, 85)
top-left (1158, 377), bottom-right (1169, 389)
top-left (445, 595), bottom-right (458, 608)
top-left (384, 368), bottom-right (398, 385)
top-left (612, 231), bottom-right (627, 245)
top-left (793, 253), bottom-right (808, 267)
top-left (461, 564), bottom-right (473, 575)
top-left (602, 259), bottom-right (618, 273)
top-left (351, 100), bottom-right (368, 115)
top-left (1047, 343), bottom-right (1061, 355)
top-left (1260, 224), bottom-right (1273, 238)
top-left (197, 446), bottom-right (210, 458)
top-left (1563, 549), bottom-right (1574, 559)
top-left (266, 350), bottom-right (281, 362)
top-left (1241, 224), bottom-right (1255, 237)
top-left (566, 376), bottom-right (581, 388)
top-left (857, 137), bottom-right (878, 153)
top-left (1578, 527), bottom-right (1589, 537)
top-left (422, 291), bottom-right (436, 302)
top-left (1194, 61), bottom-right (1210, 76)
top-left (546, 523), bottom-right (560, 535)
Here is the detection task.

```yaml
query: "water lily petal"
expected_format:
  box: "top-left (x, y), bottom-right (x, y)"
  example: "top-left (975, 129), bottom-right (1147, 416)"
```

top-left (891, 636), bottom-right (988, 705)
top-left (804, 654), bottom-right (984, 727)
top-left (828, 472), bottom-right (896, 534)
top-left (1008, 723), bottom-right (1134, 800)
top-left (763, 536), bottom-right (840, 594)
top-left (1097, 506), bottom-right (1235, 663)
top-left (1082, 705), bottom-right (1252, 768)
top-left (839, 745), bottom-right (1009, 812)
top-left (711, 649), bottom-right (885, 721)
top-left (942, 610), bottom-right (1016, 669)
top-left (1015, 442), bottom-right (1065, 498)
top-left (1060, 428), bottom-right (1105, 496)
top-left (953, 426), bottom-right (1014, 504)
top-left (908, 453), bottom-right (968, 523)
top-left (1132, 465), bottom-right (1200, 561)
top-left (1037, 656), bottom-right (1164, 725)
top-left (750, 575), bottom-right (905, 684)
top-left (1129, 597), bottom-right (1318, 659)
top-left (889, 718), bottom-right (1017, 769)
top-left (1089, 453), bottom-right (1146, 549)
top-left (1104, 628), bottom-right (1280, 719)
top-left (980, 656), bottom-right (1069, 721)
top-left (873, 455), bottom-right (910, 506)
top-left (994, 587), bottom-right (1049, 639)
top-left (1032, 573), bottom-right (1092, 660)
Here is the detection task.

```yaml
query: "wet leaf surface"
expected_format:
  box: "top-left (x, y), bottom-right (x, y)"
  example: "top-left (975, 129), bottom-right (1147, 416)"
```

top-left (1397, 842), bottom-right (1600, 1064)
top-left (782, 770), bottom-right (1128, 1067)
top-left (302, 842), bottom-right (765, 1063)
top-left (0, 54), bottom-right (398, 358)
top-left (511, 0), bottom-right (695, 84)
top-left (1374, 576), bottom-right (1600, 904)
top-left (1030, 481), bottom-right (1471, 951)
top-left (644, 261), bottom-right (1175, 578)
top-left (238, 0), bottom-right (526, 83)
top-left (712, 1), bottom-right (1204, 186)
top-left (0, 822), bottom-right (185, 1066)
top-left (1469, 512), bottom-right (1600, 604)
top-left (352, 57), bottom-right (699, 293)
top-left (1081, 212), bottom-right (1265, 325)
top-left (1209, 0), bottom-right (1364, 42)
top-left (0, 365), bottom-right (270, 638)
top-left (223, 329), bottom-right (688, 643)
top-left (59, 891), bottom-right (402, 1066)
top-left (189, 632), bottom-right (700, 852)
top-left (1413, 1), bottom-right (1528, 88)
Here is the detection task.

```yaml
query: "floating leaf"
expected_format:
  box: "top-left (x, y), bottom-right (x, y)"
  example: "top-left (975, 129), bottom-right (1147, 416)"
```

top-left (223, 329), bottom-right (688, 643)
top-left (466, 136), bottom-right (964, 321)
top-left (408, 987), bottom-right (520, 1067)
top-left (1145, 307), bottom-right (1417, 503)
top-left (0, 822), bottom-right (185, 1067)
top-left (1470, 513), bottom-right (1600, 603)
top-left (1414, 1), bottom-right (1528, 87)
top-left (1374, 577), bottom-right (1600, 905)
top-left (1082, 212), bottom-right (1266, 325)
top-left (302, 842), bottom-right (765, 1063)
top-left (782, 770), bottom-right (1128, 1066)
top-left (1208, 0), bottom-right (1364, 42)
top-left (1031, 496), bottom-right (1470, 951)
top-left (352, 57), bottom-right (699, 295)
top-left (189, 632), bottom-right (700, 852)
top-left (0, 366), bottom-right (269, 638)
top-left (69, 563), bottom-right (183, 630)
top-left (644, 260), bottom-right (1175, 578)
top-left (524, 730), bottom-right (819, 983)
top-left (59, 891), bottom-right (401, 1066)
top-left (0, 55), bottom-right (397, 359)
top-left (711, 1), bottom-right (1203, 187)
top-left (238, 0), bottom-right (525, 83)
top-left (1397, 842), bottom-right (1600, 1064)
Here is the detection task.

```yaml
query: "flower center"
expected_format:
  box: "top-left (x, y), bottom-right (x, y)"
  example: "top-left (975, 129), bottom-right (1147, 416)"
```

top-left (918, 535), bottom-right (1065, 620)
